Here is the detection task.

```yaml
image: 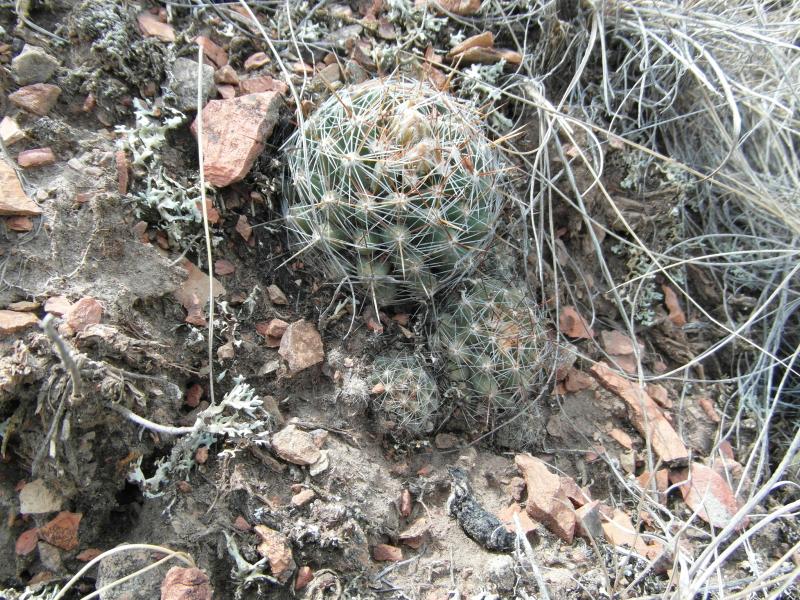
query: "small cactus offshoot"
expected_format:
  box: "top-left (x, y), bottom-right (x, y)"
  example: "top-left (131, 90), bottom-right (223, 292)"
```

top-left (283, 78), bottom-right (505, 305)
top-left (369, 354), bottom-right (440, 437)
top-left (431, 280), bottom-right (559, 430)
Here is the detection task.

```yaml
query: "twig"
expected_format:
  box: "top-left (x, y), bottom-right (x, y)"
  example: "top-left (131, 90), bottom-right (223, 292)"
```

top-left (40, 314), bottom-right (83, 400)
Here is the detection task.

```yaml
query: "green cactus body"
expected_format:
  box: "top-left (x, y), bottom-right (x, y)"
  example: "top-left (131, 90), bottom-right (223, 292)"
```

top-left (369, 354), bottom-right (440, 438)
top-left (283, 78), bottom-right (505, 304)
top-left (431, 280), bottom-right (558, 429)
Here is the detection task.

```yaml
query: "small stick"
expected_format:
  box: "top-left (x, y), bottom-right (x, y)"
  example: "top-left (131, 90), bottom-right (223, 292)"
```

top-left (40, 314), bottom-right (83, 400)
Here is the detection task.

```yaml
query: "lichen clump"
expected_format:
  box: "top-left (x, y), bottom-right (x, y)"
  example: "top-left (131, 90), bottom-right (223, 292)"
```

top-left (283, 78), bottom-right (505, 305)
top-left (432, 280), bottom-right (559, 430)
top-left (369, 354), bottom-right (440, 437)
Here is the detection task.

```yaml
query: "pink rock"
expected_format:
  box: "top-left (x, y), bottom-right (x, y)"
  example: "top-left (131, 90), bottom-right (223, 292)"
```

top-left (214, 259), bottom-right (235, 276)
top-left (64, 297), bottom-right (103, 335)
top-left (44, 296), bottom-right (71, 316)
top-left (38, 511), bottom-right (81, 551)
top-left (0, 310), bottom-right (38, 336)
top-left (271, 425), bottom-right (320, 465)
top-left (195, 36), bottom-right (228, 68)
top-left (558, 306), bottom-right (594, 339)
top-left (373, 544), bottom-right (402, 561)
top-left (278, 320), bottom-right (324, 373)
top-left (160, 566), bottom-right (213, 600)
top-left (244, 52), bottom-right (270, 71)
top-left (239, 76), bottom-right (288, 96)
top-left (8, 84), bottom-right (61, 116)
top-left (18, 148), bottom-right (55, 168)
top-left (217, 84), bottom-right (236, 100)
top-left (600, 330), bottom-right (641, 356)
top-left (191, 92), bottom-right (283, 187)
top-left (254, 525), bottom-right (296, 583)
top-left (670, 463), bottom-right (743, 529)
top-left (262, 318), bottom-right (288, 338)
top-left (295, 566), bottom-right (313, 590)
top-left (0, 159), bottom-right (42, 216)
top-left (6, 216), bottom-right (33, 232)
top-left (214, 65), bottom-right (239, 85)
top-left (514, 454), bottom-right (576, 543)
top-left (137, 12), bottom-right (175, 42)
top-left (15, 528), bottom-right (39, 556)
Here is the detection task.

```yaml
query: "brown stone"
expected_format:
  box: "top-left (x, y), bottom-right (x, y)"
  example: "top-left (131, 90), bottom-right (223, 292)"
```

top-left (174, 259), bottom-right (226, 317)
top-left (116, 150), bottom-right (129, 194)
top-left (449, 46), bottom-right (522, 65)
top-left (0, 310), bottom-right (38, 336)
top-left (38, 511), bottom-right (81, 551)
top-left (217, 84), bottom-right (236, 100)
top-left (514, 454), bottom-right (576, 543)
top-left (64, 297), bottom-right (103, 335)
top-left (191, 92), bottom-right (282, 187)
top-left (7, 216), bottom-right (33, 232)
top-left (214, 259), bottom-right (235, 276)
top-left (447, 32), bottom-right (493, 58)
top-left (160, 566), bottom-right (213, 600)
top-left (244, 51), bottom-right (270, 71)
top-left (271, 424), bottom-right (321, 465)
top-left (373, 543), bottom-right (402, 562)
top-left (564, 368), bottom-right (595, 392)
top-left (558, 306), bottom-right (594, 339)
top-left (398, 518), bottom-right (429, 548)
top-left (18, 148), bottom-right (56, 168)
top-left (295, 566), bottom-right (313, 591)
top-left (195, 446), bottom-right (209, 464)
top-left (434, 433), bottom-right (458, 449)
top-left (239, 76), bottom-right (288, 96)
top-left (9, 83), bottom-right (61, 116)
top-left (601, 330), bottom-right (641, 356)
top-left (214, 65), bottom-right (239, 85)
top-left (601, 509), bottom-right (663, 561)
top-left (254, 525), bottom-right (296, 583)
top-left (290, 489), bottom-right (315, 507)
top-left (432, 0), bottom-right (482, 15)
top-left (636, 469), bottom-right (669, 504)
top-left (266, 284), bottom-right (288, 305)
top-left (44, 296), bottom-right (71, 316)
top-left (670, 463), bottom-right (742, 529)
top-left (609, 428), bottom-right (633, 450)
top-left (7, 300), bottom-right (39, 312)
top-left (137, 12), bottom-right (175, 42)
top-left (509, 476), bottom-right (526, 502)
top-left (234, 214), bottom-right (252, 241)
top-left (0, 159), bottom-right (42, 215)
top-left (185, 384), bottom-right (203, 408)
top-left (15, 528), bottom-right (39, 556)
top-left (233, 516), bottom-right (251, 531)
top-left (399, 488), bottom-right (413, 517)
top-left (497, 503), bottom-right (537, 538)
top-left (590, 362), bottom-right (688, 465)
top-left (278, 320), bottom-right (324, 373)
top-left (263, 318), bottom-right (288, 338)
top-left (76, 548), bottom-right (103, 562)
top-left (195, 36), bottom-right (228, 68)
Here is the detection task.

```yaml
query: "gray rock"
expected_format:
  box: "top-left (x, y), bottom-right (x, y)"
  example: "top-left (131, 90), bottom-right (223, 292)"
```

top-left (12, 44), bottom-right (59, 85)
top-left (487, 555), bottom-right (516, 591)
top-left (97, 549), bottom-right (170, 599)
top-left (169, 57), bottom-right (216, 112)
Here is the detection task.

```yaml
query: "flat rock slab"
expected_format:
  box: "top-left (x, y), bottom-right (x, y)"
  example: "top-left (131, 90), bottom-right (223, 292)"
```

top-left (278, 319), bottom-right (324, 373)
top-left (0, 310), bottom-right (38, 336)
top-left (192, 92), bottom-right (282, 187)
top-left (271, 424), bottom-right (320, 466)
top-left (0, 160), bottom-right (42, 215)
top-left (515, 454), bottom-right (576, 543)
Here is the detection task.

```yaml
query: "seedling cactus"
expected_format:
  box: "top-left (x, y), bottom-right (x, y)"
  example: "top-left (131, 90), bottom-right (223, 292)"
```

top-left (369, 354), bottom-right (440, 437)
top-left (431, 279), bottom-right (559, 430)
top-left (283, 78), bottom-right (505, 305)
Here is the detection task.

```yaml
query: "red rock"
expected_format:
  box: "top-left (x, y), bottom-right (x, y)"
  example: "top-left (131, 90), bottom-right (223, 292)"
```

top-left (195, 446), bottom-right (209, 464)
top-left (509, 477), bottom-right (526, 502)
top-left (239, 76), bottom-right (288, 96)
top-left (261, 318), bottom-right (288, 338)
top-left (214, 65), bottom-right (239, 85)
top-left (8, 301), bottom-right (39, 312)
top-left (271, 425), bottom-right (320, 465)
top-left (195, 36), bottom-right (228, 68)
top-left (233, 516), bottom-right (251, 531)
top-left (244, 52), bottom-right (270, 71)
top-left (590, 362), bottom-right (688, 465)
top-left (116, 150), bottom-right (129, 194)
top-left (636, 469), bottom-right (669, 503)
top-left (697, 397), bottom-right (720, 423)
top-left (0, 159), bottom-right (42, 215)
top-left (137, 12), bottom-right (175, 42)
top-left (278, 320), bottom-right (324, 373)
top-left (398, 518), bottom-right (429, 548)
top-left (290, 489), bottom-right (315, 507)
top-left (64, 297), bottom-right (103, 335)
top-left (719, 440), bottom-right (735, 460)
top-left (235, 214), bottom-right (252, 241)
top-left (497, 503), bottom-right (537, 538)
top-left (160, 566), bottom-right (213, 600)
top-left (559, 306), bottom-right (594, 339)
top-left (602, 508), bottom-right (663, 561)
top-left (601, 330), bottom-right (641, 356)
top-left (514, 454), bottom-right (576, 543)
top-left (662, 285), bottom-right (687, 326)
top-left (399, 489), bottom-right (413, 517)
top-left (560, 476), bottom-right (591, 508)
top-left (217, 84), bottom-right (236, 100)
top-left (373, 543), bottom-right (402, 561)
top-left (9, 84), bottom-right (61, 116)
top-left (266, 284), bottom-right (288, 305)
top-left (295, 566), bottom-right (313, 591)
top-left (191, 92), bottom-right (283, 187)
top-left (185, 383), bottom-right (203, 408)
top-left (38, 511), bottom-right (81, 551)
top-left (18, 147), bottom-right (55, 168)
top-left (0, 310), bottom-right (38, 336)
top-left (76, 548), bottom-right (102, 562)
top-left (174, 259), bottom-right (226, 318)
top-left (564, 368), bottom-right (595, 392)
top-left (432, 0), bottom-right (482, 16)
top-left (609, 428), bottom-right (633, 450)
top-left (15, 528), bottom-right (39, 555)
top-left (44, 296), bottom-right (71, 316)
top-left (646, 383), bottom-right (672, 408)
top-left (7, 216), bottom-right (33, 232)
top-left (214, 259), bottom-right (235, 276)
top-left (254, 525), bottom-right (296, 583)
top-left (670, 463), bottom-right (742, 529)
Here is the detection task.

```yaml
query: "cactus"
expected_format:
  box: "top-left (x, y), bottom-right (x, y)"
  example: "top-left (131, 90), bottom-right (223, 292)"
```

top-left (369, 354), bottom-right (440, 437)
top-left (431, 279), bottom-right (560, 431)
top-left (283, 78), bottom-right (505, 305)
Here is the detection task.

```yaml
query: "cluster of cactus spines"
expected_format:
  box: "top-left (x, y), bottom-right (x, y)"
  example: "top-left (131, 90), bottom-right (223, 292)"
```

top-left (431, 280), bottom-right (558, 430)
top-left (369, 354), bottom-right (440, 438)
top-left (283, 78), bottom-right (505, 305)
